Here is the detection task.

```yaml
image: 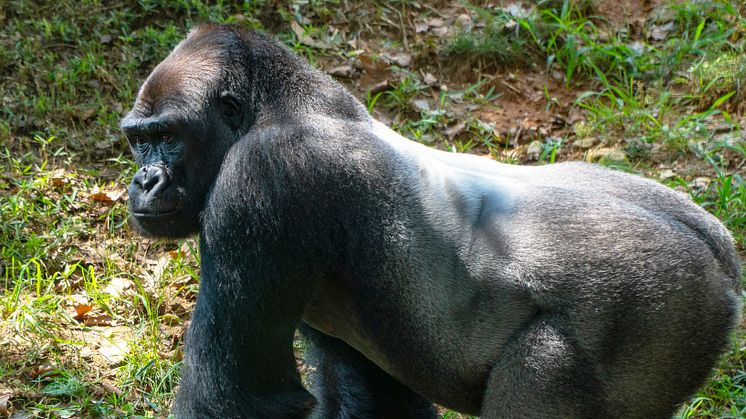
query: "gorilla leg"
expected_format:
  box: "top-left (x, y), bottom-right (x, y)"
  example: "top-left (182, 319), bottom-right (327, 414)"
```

top-left (301, 324), bottom-right (436, 419)
top-left (480, 317), bottom-right (608, 419)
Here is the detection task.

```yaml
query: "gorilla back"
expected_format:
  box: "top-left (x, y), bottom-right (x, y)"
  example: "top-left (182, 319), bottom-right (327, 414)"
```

top-left (122, 24), bottom-right (742, 418)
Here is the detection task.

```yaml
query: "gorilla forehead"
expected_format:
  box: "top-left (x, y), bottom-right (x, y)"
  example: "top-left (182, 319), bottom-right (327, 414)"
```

top-left (135, 25), bottom-right (237, 115)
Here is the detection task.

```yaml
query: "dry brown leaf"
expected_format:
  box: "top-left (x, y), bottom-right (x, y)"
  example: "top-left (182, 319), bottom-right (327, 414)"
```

top-left (290, 20), bottom-right (330, 49)
top-left (49, 168), bottom-right (69, 187)
top-left (383, 53), bottom-right (412, 67)
top-left (445, 121), bottom-right (466, 139)
top-left (423, 72), bottom-right (437, 86)
top-left (427, 17), bottom-right (444, 27)
top-left (73, 303), bottom-right (93, 320)
top-left (95, 139), bottom-right (113, 149)
top-left (83, 312), bottom-right (113, 327)
top-left (146, 255), bottom-right (171, 284)
top-left (0, 390), bottom-right (12, 416)
top-left (89, 187), bottom-right (125, 204)
top-left (50, 177), bottom-right (68, 187)
top-left (55, 274), bottom-right (84, 292)
top-left (158, 345), bottom-right (184, 361)
top-left (368, 80), bottom-right (392, 95)
top-left (327, 65), bottom-right (354, 77)
top-left (359, 55), bottom-right (392, 91)
top-left (104, 276), bottom-right (133, 298)
top-left (432, 26), bottom-right (448, 36)
top-left (100, 380), bottom-right (122, 396)
top-left (98, 340), bottom-right (129, 366)
top-left (28, 361), bottom-right (57, 379)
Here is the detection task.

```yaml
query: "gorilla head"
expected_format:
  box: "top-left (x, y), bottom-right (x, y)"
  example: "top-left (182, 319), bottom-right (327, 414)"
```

top-left (121, 25), bottom-right (248, 238)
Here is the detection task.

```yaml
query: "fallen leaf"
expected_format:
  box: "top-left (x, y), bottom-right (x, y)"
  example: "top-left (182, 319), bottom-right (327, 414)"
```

top-left (327, 65), bottom-right (353, 77)
top-left (690, 177), bottom-right (712, 189)
top-left (629, 41), bottom-right (645, 54)
top-left (100, 380), bottom-right (122, 395)
top-left (50, 177), bottom-right (68, 187)
top-left (54, 275), bottom-right (84, 292)
top-left (428, 17), bottom-right (444, 27)
top-left (381, 52), bottom-right (412, 68)
top-left (359, 54), bottom-right (391, 74)
top-left (89, 187), bottom-right (125, 204)
top-left (432, 26), bottom-right (448, 37)
top-left (0, 390), bottom-right (11, 416)
top-left (158, 346), bottom-right (184, 361)
top-left (290, 20), bottom-right (330, 49)
top-left (413, 99), bottom-right (430, 112)
top-left (659, 169), bottom-right (677, 180)
top-left (503, 3), bottom-right (531, 19)
top-left (95, 139), bottom-right (113, 149)
top-left (586, 147), bottom-right (626, 162)
top-left (572, 137), bottom-right (597, 149)
top-left (359, 54), bottom-right (392, 91)
top-left (104, 277), bottom-right (133, 298)
top-left (28, 361), bottom-right (57, 379)
top-left (146, 255), bottom-right (171, 284)
top-left (423, 72), bottom-right (437, 86)
top-left (650, 22), bottom-right (674, 41)
top-left (98, 340), bottom-right (129, 366)
top-left (445, 121), bottom-right (466, 139)
top-left (74, 304), bottom-right (93, 320)
top-left (83, 313), bottom-right (113, 327)
top-left (49, 168), bottom-right (68, 187)
top-left (526, 140), bottom-right (543, 161)
top-left (368, 80), bottom-right (392, 95)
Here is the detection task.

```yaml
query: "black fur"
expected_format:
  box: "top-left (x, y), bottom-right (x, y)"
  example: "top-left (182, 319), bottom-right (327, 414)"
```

top-left (122, 24), bottom-right (742, 418)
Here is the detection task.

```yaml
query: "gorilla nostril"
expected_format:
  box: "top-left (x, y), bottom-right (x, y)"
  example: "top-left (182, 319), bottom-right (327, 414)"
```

top-left (133, 167), bottom-right (148, 190)
top-left (143, 173), bottom-right (160, 191)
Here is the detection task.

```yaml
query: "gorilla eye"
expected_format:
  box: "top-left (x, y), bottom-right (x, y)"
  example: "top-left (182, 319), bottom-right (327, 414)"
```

top-left (133, 136), bottom-right (146, 146)
top-left (162, 134), bottom-right (174, 144)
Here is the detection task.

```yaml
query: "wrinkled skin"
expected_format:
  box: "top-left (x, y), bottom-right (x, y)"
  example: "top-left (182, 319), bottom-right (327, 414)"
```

top-left (123, 24), bottom-right (742, 419)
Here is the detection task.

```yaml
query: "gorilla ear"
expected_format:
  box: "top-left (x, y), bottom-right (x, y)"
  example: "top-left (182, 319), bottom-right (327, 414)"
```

top-left (219, 91), bottom-right (243, 129)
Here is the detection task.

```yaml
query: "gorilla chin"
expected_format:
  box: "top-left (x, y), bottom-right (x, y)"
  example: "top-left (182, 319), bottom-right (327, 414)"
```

top-left (129, 205), bottom-right (199, 239)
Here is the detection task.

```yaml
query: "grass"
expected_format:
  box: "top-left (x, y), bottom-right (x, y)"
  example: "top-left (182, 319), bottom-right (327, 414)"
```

top-left (1, 0), bottom-right (745, 417)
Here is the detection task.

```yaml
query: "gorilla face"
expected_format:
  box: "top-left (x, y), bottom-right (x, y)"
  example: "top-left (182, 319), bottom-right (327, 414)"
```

top-left (121, 30), bottom-right (244, 238)
top-left (121, 111), bottom-right (205, 238)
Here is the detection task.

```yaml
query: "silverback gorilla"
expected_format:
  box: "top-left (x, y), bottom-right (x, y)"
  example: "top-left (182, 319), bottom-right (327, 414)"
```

top-left (121, 24), bottom-right (742, 418)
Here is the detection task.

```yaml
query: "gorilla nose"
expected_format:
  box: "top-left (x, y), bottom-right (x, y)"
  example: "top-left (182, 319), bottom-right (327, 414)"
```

top-left (133, 165), bottom-right (172, 195)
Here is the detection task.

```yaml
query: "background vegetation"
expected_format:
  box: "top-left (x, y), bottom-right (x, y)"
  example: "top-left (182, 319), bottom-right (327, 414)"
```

top-left (0, 0), bottom-right (744, 417)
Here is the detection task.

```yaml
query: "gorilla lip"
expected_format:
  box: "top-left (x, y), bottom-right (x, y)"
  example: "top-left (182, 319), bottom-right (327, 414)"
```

top-left (132, 208), bottom-right (179, 218)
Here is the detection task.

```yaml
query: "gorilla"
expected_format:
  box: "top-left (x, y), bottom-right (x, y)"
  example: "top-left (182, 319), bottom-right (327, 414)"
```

top-left (121, 24), bottom-right (742, 418)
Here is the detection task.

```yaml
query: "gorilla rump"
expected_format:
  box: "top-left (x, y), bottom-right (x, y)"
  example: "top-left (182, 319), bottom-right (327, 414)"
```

top-left (121, 24), bottom-right (742, 418)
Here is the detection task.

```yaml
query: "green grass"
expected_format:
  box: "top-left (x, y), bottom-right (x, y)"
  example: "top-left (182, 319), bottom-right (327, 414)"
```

top-left (1, 0), bottom-right (745, 417)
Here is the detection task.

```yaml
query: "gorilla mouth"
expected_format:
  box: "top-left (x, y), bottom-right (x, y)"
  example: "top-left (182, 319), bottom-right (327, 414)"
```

top-left (132, 207), bottom-right (180, 218)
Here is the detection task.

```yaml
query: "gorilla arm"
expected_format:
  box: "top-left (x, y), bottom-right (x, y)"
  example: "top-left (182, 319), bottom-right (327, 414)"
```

top-left (172, 128), bottom-right (326, 418)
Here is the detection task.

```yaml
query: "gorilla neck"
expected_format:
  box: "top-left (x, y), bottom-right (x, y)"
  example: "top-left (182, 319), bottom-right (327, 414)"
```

top-left (246, 36), bottom-right (369, 123)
